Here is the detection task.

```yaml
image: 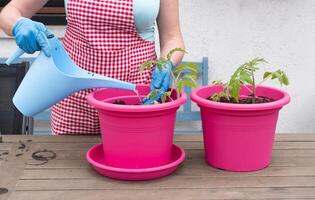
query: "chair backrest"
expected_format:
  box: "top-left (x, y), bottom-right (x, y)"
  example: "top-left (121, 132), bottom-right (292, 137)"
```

top-left (0, 62), bottom-right (32, 134)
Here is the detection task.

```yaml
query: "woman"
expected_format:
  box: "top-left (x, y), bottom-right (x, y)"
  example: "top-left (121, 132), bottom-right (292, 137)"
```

top-left (0, 0), bottom-right (185, 135)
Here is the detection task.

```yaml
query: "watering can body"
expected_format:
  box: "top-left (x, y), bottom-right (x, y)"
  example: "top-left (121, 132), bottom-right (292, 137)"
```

top-left (7, 36), bottom-right (136, 117)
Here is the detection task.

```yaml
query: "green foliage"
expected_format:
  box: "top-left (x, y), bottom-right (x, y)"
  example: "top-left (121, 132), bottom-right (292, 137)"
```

top-left (140, 48), bottom-right (199, 103)
top-left (210, 57), bottom-right (289, 103)
top-left (210, 92), bottom-right (226, 102)
top-left (263, 70), bottom-right (289, 86)
top-left (167, 48), bottom-right (187, 61)
top-left (212, 80), bottom-right (223, 85)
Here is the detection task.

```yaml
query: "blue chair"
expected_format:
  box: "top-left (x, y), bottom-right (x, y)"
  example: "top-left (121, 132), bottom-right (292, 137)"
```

top-left (175, 57), bottom-right (208, 133)
top-left (176, 57), bottom-right (208, 121)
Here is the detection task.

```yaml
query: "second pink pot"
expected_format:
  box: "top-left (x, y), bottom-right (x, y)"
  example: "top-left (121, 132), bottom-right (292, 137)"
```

top-left (87, 85), bottom-right (187, 169)
top-left (191, 85), bottom-right (290, 171)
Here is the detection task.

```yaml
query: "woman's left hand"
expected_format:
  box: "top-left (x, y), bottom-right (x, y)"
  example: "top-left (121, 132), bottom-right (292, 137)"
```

top-left (143, 61), bottom-right (173, 104)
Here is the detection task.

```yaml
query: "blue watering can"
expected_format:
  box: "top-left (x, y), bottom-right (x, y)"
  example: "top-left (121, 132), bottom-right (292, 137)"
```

top-left (6, 34), bottom-right (136, 117)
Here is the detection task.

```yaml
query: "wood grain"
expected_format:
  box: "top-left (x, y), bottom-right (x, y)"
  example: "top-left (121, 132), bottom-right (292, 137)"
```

top-left (8, 188), bottom-right (315, 200)
top-left (15, 176), bottom-right (315, 191)
top-left (3, 134), bottom-right (315, 143)
top-left (1, 134), bottom-right (315, 200)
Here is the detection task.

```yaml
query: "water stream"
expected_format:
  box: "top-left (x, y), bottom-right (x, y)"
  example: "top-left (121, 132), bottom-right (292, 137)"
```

top-left (133, 89), bottom-right (143, 105)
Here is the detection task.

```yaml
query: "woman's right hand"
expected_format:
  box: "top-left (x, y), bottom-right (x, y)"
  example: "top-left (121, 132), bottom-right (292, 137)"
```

top-left (12, 17), bottom-right (51, 56)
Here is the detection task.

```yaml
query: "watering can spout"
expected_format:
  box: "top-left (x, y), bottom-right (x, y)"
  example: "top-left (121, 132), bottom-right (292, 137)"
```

top-left (79, 73), bottom-right (136, 91)
top-left (5, 48), bottom-right (25, 65)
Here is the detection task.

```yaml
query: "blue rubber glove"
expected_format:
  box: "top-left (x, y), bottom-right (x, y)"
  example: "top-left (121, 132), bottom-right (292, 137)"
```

top-left (143, 61), bottom-right (174, 104)
top-left (12, 17), bottom-right (51, 56)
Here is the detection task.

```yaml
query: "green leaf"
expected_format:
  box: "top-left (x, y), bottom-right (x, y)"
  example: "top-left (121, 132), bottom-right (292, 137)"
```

top-left (182, 79), bottom-right (196, 88)
top-left (185, 63), bottom-right (200, 72)
top-left (271, 70), bottom-right (281, 79)
top-left (182, 74), bottom-right (197, 88)
top-left (229, 79), bottom-right (241, 102)
top-left (210, 92), bottom-right (227, 102)
top-left (212, 80), bottom-right (223, 85)
top-left (248, 57), bottom-right (267, 69)
top-left (239, 70), bottom-right (253, 84)
top-left (156, 63), bottom-right (163, 72)
top-left (174, 64), bottom-right (199, 76)
top-left (148, 90), bottom-right (158, 99)
top-left (275, 70), bottom-right (289, 86)
top-left (160, 93), bottom-right (168, 103)
top-left (282, 72), bottom-right (289, 85)
top-left (183, 74), bottom-right (197, 81)
top-left (166, 48), bottom-right (187, 60)
top-left (140, 61), bottom-right (153, 74)
top-left (263, 71), bottom-right (272, 79)
top-left (165, 91), bottom-right (172, 97)
top-left (175, 79), bottom-right (184, 94)
top-left (271, 70), bottom-right (284, 85)
top-left (218, 92), bottom-right (227, 97)
top-left (210, 93), bottom-right (220, 102)
top-left (140, 63), bottom-right (146, 74)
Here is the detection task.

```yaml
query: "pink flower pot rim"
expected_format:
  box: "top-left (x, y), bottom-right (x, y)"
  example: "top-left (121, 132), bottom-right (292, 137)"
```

top-left (191, 85), bottom-right (290, 111)
top-left (87, 85), bottom-right (187, 112)
top-left (86, 144), bottom-right (185, 173)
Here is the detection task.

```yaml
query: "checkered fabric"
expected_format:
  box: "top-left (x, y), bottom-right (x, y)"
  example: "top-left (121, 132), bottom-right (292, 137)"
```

top-left (51, 0), bottom-right (156, 135)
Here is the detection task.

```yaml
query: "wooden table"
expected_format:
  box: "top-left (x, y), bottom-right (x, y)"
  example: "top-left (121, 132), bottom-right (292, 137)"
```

top-left (0, 134), bottom-right (315, 200)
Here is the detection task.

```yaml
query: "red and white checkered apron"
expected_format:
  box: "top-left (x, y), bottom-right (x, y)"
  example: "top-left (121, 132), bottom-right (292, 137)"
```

top-left (51, 0), bottom-right (156, 135)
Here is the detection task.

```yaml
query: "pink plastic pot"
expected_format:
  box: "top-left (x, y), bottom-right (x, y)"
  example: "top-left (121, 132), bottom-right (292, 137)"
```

top-left (191, 85), bottom-right (290, 172)
top-left (87, 85), bottom-right (187, 169)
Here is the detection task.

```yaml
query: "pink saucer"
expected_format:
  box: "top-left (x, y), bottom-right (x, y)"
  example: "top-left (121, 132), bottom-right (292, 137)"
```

top-left (86, 144), bottom-right (185, 181)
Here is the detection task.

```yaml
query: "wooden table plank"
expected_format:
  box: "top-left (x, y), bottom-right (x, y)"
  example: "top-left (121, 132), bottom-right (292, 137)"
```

top-left (21, 147), bottom-right (315, 161)
top-left (20, 166), bottom-right (315, 180)
top-left (0, 141), bottom-right (31, 200)
top-left (8, 188), bottom-right (315, 200)
top-left (0, 150), bottom-right (9, 167)
top-left (2, 135), bottom-right (101, 143)
top-left (3, 133), bottom-right (315, 143)
top-left (275, 134), bottom-right (315, 142)
top-left (23, 141), bottom-right (315, 151)
top-left (22, 149), bottom-right (315, 169)
top-left (15, 176), bottom-right (315, 190)
top-left (0, 143), bottom-right (13, 151)
top-left (274, 142), bottom-right (315, 149)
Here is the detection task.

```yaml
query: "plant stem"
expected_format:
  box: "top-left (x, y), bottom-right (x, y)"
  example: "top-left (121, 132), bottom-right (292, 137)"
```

top-left (241, 82), bottom-right (254, 94)
top-left (167, 93), bottom-right (175, 102)
top-left (251, 71), bottom-right (256, 104)
top-left (257, 75), bottom-right (271, 86)
top-left (224, 84), bottom-right (230, 101)
top-left (170, 68), bottom-right (180, 99)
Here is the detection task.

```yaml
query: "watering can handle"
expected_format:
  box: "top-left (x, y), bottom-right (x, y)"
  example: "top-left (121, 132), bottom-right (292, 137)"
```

top-left (5, 32), bottom-right (53, 66)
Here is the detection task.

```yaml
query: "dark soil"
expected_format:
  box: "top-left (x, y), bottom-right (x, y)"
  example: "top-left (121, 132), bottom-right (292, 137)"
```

top-left (208, 95), bottom-right (275, 104)
top-left (112, 100), bottom-right (141, 105)
top-left (112, 100), bottom-right (127, 105)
